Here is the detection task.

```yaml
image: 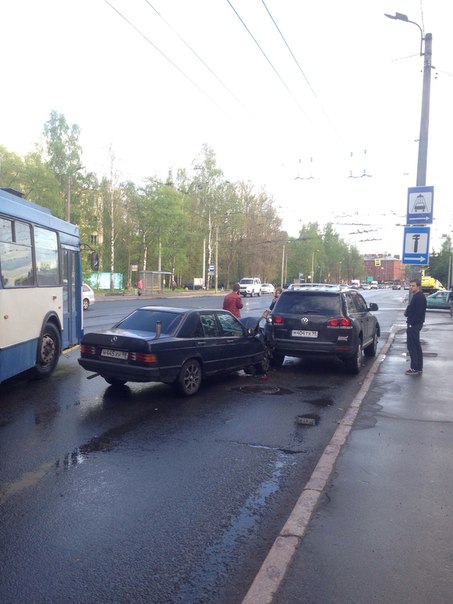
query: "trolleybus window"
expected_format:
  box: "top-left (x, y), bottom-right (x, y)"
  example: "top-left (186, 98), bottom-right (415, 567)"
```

top-left (0, 219), bottom-right (33, 287)
top-left (35, 226), bottom-right (59, 286)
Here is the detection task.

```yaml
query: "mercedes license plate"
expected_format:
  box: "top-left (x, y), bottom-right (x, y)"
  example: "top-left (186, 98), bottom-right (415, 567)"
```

top-left (101, 348), bottom-right (128, 360)
top-left (292, 330), bottom-right (318, 338)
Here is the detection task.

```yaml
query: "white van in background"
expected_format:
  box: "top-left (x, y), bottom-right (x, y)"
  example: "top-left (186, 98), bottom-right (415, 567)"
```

top-left (239, 277), bottom-right (261, 297)
top-left (370, 281), bottom-right (378, 289)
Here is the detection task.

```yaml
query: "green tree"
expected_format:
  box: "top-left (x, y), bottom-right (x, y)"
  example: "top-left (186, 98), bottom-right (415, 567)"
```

top-left (0, 146), bottom-right (62, 213)
top-left (428, 237), bottom-right (452, 287)
top-left (42, 110), bottom-right (84, 222)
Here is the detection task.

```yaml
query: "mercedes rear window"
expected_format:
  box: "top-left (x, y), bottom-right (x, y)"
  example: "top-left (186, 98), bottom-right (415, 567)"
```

top-left (117, 309), bottom-right (182, 334)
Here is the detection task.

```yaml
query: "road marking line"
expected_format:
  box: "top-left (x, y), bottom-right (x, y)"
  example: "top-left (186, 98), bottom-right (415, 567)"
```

top-left (0, 460), bottom-right (54, 504)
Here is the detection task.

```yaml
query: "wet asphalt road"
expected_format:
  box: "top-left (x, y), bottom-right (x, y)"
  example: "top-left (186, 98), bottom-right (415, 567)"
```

top-left (0, 290), bottom-right (405, 603)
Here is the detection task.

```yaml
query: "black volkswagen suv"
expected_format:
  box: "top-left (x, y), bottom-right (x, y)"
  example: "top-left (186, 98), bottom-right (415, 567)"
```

top-left (266, 286), bottom-right (380, 373)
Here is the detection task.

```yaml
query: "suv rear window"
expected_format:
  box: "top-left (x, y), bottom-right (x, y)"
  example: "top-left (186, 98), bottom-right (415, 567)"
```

top-left (275, 293), bottom-right (341, 316)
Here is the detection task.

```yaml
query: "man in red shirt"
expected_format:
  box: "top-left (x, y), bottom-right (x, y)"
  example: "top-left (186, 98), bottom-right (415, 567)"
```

top-left (223, 283), bottom-right (243, 318)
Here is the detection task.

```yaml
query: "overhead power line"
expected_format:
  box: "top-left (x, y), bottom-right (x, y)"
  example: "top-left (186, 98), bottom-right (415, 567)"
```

top-left (144, 0), bottom-right (249, 113)
top-left (260, 0), bottom-right (340, 139)
top-left (103, 0), bottom-right (227, 114)
top-left (260, 0), bottom-right (315, 97)
top-left (226, 0), bottom-right (310, 121)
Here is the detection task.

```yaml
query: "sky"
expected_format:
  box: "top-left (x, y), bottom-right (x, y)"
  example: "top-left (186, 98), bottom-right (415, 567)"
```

top-left (1, 0), bottom-right (452, 257)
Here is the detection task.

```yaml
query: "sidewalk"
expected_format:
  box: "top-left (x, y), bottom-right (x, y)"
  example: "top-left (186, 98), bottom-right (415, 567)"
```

top-left (99, 289), bottom-right (225, 302)
top-left (244, 315), bottom-right (453, 604)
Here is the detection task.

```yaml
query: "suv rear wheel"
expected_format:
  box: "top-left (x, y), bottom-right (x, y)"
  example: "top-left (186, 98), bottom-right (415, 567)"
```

top-left (364, 332), bottom-right (377, 357)
top-left (344, 341), bottom-right (362, 374)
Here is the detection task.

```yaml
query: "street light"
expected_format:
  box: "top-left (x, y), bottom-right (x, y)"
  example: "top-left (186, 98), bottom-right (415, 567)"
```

top-left (384, 12), bottom-right (433, 187)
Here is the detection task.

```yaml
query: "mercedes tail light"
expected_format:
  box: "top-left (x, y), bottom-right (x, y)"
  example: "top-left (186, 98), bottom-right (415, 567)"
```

top-left (128, 352), bottom-right (157, 364)
top-left (80, 344), bottom-right (97, 355)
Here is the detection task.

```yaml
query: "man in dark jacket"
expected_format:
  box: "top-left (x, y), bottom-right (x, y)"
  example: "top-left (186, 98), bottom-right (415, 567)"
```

top-left (223, 283), bottom-right (243, 318)
top-left (404, 278), bottom-right (427, 375)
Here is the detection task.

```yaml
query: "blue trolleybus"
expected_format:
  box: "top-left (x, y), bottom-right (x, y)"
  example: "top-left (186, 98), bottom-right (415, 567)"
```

top-left (0, 188), bottom-right (83, 383)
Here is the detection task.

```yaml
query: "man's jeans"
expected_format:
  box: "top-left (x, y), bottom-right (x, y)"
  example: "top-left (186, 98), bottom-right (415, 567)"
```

top-left (407, 323), bottom-right (423, 372)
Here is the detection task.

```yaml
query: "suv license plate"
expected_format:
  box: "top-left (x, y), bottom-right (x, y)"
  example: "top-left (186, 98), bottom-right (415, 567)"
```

top-left (292, 330), bottom-right (318, 338)
top-left (101, 349), bottom-right (128, 360)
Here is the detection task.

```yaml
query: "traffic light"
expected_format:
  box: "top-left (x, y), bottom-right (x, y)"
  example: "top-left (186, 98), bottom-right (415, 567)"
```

top-left (374, 258), bottom-right (381, 267)
top-left (90, 251), bottom-right (99, 271)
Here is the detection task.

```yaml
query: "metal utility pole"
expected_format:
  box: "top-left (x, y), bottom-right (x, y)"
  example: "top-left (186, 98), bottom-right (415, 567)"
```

top-left (385, 12), bottom-right (433, 286)
top-left (384, 13), bottom-right (433, 186)
top-left (417, 32), bottom-right (432, 187)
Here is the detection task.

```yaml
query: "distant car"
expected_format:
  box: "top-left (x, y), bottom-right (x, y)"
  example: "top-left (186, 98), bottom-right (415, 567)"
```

top-left (265, 286), bottom-right (380, 374)
top-left (82, 283), bottom-right (95, 310)
top-left (370, 281), bottom-right (378, 289)
top-left (260, 283), bottom-right (275, 294)
top-left (392, 281), bottom-right (402, 290)
top-left (239, 277), bottom-right (261, 297)
top-left (78, 307), bottom-right (269, 396)
top-left (426, 290), bottom-right (451, 311)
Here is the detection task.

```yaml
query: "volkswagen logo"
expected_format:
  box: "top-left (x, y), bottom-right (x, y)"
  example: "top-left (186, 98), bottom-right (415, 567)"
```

top-left (301, 317), bottom-right (309, 325)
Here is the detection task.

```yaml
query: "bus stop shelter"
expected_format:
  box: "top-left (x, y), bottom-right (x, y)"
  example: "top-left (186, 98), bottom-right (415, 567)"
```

top-left (138, 271), bottom-right (174, 294)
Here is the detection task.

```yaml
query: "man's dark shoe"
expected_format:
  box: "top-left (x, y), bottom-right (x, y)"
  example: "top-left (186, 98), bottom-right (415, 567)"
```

top-left (405, 368), bottom-right (420, 375)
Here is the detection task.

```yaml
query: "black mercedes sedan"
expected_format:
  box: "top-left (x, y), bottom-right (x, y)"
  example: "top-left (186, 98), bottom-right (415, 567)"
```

top-left (78, 306), bottom-right (269, 396)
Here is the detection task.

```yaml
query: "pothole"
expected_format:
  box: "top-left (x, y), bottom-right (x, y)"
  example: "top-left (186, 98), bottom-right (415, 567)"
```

top-left (307, 397), bottom-right (334, 407)
top-left (238, 385), bottom-right (282, 395)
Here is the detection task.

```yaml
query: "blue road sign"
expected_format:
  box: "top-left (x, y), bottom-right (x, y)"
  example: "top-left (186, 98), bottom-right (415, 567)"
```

top-left (208, 264), bottom-right (215, 273)
top-left (402, 226), bottom-right (430, 265)
top-left (406, 186), bottom-right (434, 225)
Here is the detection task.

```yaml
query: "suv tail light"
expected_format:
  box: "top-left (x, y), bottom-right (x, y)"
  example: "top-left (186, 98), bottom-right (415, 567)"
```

top-left (273, 315), bottom-right (284, 325)
top-left (327, 317), bottom-right (352, 328)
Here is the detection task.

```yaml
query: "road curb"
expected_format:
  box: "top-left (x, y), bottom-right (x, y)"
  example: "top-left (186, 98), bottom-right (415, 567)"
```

top-left (241, 329), bottom-right (397, 604)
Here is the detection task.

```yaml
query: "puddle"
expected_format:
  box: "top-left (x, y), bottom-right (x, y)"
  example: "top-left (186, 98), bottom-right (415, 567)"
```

top-left (235, 385), bottom-right (293, 395)
top-left (174, 456), bottom-right (286, 602)
top-left (296, 385), bottom-right (329, 392)
top-left (306, 397), bottom-right (334, 408)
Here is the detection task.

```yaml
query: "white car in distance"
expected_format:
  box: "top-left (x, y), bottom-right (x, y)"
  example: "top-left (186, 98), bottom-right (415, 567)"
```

top-left (260, 283), bottom-right (275, 294)
top-left (82, 283), bottom-right (95, 310)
